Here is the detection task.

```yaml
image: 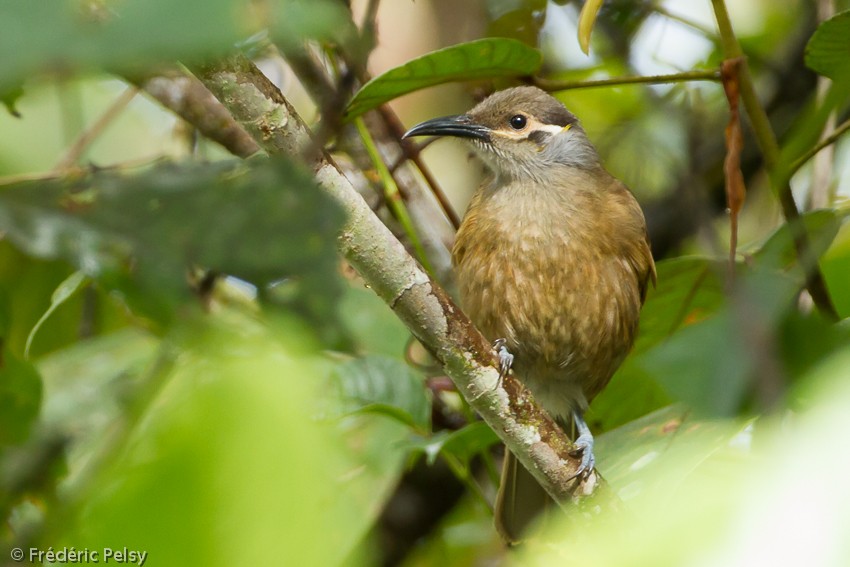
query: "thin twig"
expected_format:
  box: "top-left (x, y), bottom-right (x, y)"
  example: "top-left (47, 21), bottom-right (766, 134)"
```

top-left (653, 5), bottom-right (717, 37)
top-left (354, 116), bottom-right (433, 273)
top-left (790, 116), bottom-right (850, 180)
top-left (534, 69), bottom-right (721, 92)
top-left (377, 105), bottom-right (462, 230)
top-left (52, 86), bottom-right (139, 172)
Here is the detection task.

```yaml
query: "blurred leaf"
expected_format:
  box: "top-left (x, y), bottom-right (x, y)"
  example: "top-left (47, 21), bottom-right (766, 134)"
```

top-left (0, 347), bottom-right (43, 445)
top-left (332, 355), bottom-right (430, 431)
top-left (805, 10), bottom-right (850, 83)
top-left (486, 0), bottom-right (547, 46)
top-left (595, 404), bottom-right (753, 500)
top-left (752, 208), bottom-right (845, 273)
top-left (577, 0), bottom-right (604, 55)
top-left (60, 313), bottom-right (372, 567)
top-left (589, 361), bottom-right (672, 432)
top-left (339, 284), bottom-right (412, 357)
top-left (267, 0), bottom-right (357, 52)
top-left (24, 270), bottom-right (88, 359)
top-left (822, 222), bottom-right (850, 318)
top-left (407, 422), bottom-right (500, 467)
top-left (1, 83), bottom-right (23, 117)
top-left (0, 159), bottom-right (344, 325)
top-left (633, 257), bottom-right (726, 354)
top-left (0, 0), bottom-right (240, 90)
top-left (519, 349), bottom-right (850, 567)
top-left (779, 310), bottom-right (850, 391)
top-left (37, 328), bottom-right (158, 468)
top-left (345, 38), bottom-right (542, 119)
top-left (637, 267), bottom-right (799, 415)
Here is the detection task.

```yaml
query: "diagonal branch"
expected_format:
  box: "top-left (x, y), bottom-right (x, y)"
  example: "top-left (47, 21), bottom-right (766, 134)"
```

top-left (192, 54), bottom-right (615, 512)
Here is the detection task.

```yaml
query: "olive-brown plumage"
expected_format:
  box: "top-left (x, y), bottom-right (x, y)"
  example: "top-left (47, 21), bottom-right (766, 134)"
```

top-left (405, 86), bottom-right (655, 542)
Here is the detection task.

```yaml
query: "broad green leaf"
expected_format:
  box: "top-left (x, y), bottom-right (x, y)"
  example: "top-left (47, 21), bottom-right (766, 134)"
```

top-left (632, 257), bottom-right (726, 355)
top-left (407, 422), bottom-right (501, 467)
top-left (37, 328), bottom-right (158, 466)
top-left (345, 38), bottom-right (543, 119)
top-left (0, 0), bottom-right (351, 91)
top-left (0, 0), bottom-right (241, 91)
top-left (519, 351), bottom-right (850, 566)
top-left (58, 312), bottom-right (372, 567)
top-left (267, 0), bottom-right (356, 52)
top-left (589, 360), bottom-right (672, 432)
top-left (0, 159), bottom-right (344, 325)
top-left (822, 222), bottom-right (850, 318)
top-left (486, 0), bottom-right (548, 47)
top-left (24, 270), bottom-right (88, 359)
top-left (594, 404), bottom-right (753, 500)
top-left (805, 10), bottom-right (850, 83)
top-left (751, 208), bottom-right (845, 273)
top-left (0, 347), bottom-right (43, 445)
top-left (637, 267), bottom-right (799, 416)
top-left (332, 355), bottom-right (430, 431)
top-left (1, 83), bottom-right (23, 118)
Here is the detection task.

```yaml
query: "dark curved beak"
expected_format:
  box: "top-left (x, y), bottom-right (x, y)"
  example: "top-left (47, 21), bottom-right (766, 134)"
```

top-left (403, 115), bottom-right (491, 142)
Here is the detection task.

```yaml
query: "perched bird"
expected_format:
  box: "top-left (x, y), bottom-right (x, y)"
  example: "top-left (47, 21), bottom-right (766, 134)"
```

top-left (404, 86), bottom-right (656, 542)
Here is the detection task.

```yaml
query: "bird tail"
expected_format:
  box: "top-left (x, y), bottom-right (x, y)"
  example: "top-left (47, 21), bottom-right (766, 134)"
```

top-left (494, 449), bottom-right (553, 544)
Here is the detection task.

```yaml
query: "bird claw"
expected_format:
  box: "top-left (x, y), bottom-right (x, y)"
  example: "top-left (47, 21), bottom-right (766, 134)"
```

top-left (492, 338), bottom-right (513, 389)
top-left (567, 433), bottom-right (596, 481)
top-left (567, 410), bottom-right (596, 481)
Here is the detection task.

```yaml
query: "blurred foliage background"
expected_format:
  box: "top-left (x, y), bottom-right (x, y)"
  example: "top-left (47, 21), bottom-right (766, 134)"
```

top-left (1, 0), bottom-right (850, 566)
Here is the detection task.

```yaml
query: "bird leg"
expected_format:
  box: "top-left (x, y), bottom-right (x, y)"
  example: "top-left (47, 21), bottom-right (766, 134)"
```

top-left (568, 410), bottom-right (596, 480)
top-left (492, 338), bottom-right (514, 387)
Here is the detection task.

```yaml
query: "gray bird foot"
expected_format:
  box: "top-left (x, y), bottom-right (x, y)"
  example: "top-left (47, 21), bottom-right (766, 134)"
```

top-left (492, 338), bottom-right (513, 387)
top-left (568, 410), bottom-right (596, 480)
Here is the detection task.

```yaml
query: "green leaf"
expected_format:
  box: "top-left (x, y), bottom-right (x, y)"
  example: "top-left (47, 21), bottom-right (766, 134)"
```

top-left (267, 0), bottom-right (357, 52)
top-left (0, 159), bottom-right (344, 325)
top-left (633, 257), bottom-right (726, 355)
top-left (1, 83), bottom-right (23, 117)
top-left (0, 0), bottom-right (237, 91)
top-left (751, 208), bottom-right (845, 273)
top-left (805, 10), bottom-right (850, 83)
top-left (24, 270), bottom-right (88, 359)
top-left (406, 421), bottom-right (500, 467)
top-left (636, 267), bottom-right (799, 416)
top-left (0, 346), bottom-right (43, 445)
top-left (486, 0), bottom-right (548, 47)
top-left (59, 313), bottom-right (374, 567)
top-left (595, 404), bottom-right (753, 498)
top-left (822, 222), bottom-right (850, 318)
top-left (345, 38), bottom-right (543, 119)
top-left (332, 356), bottom-right (430, 431)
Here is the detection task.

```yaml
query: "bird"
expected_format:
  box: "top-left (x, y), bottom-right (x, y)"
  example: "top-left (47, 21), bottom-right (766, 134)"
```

top-left (403, 86), bottom-right (656, 543)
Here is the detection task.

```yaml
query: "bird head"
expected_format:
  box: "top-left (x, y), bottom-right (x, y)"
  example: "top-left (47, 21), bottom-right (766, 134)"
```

top-left (403, 86), bottom-right (600, 181)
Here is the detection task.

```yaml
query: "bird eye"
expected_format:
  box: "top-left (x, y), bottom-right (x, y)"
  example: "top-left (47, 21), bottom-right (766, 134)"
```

top-left (509, 114), bottom-right (527, 130)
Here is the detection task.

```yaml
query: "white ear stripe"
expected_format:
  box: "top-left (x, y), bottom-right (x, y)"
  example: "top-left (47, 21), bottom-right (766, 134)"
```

top-left (537, 124), bottom-right (569, 135)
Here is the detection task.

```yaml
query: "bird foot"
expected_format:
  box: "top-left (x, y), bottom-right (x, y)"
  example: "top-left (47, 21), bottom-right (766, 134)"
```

top-left (492, 338), bottom-right (514, 388)
top-left (568, 433), bottom-right (596, 480)
top-left (568, 410), bottom-right (596, 481)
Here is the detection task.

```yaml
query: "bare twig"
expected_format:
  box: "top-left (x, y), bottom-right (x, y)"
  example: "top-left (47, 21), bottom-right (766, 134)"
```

top-left (534, 69), bottom-right (721, 92)
top-left (53, 86), bottom-right (139, 172)
top-left (790, 116), bottom-right (850, 179)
